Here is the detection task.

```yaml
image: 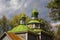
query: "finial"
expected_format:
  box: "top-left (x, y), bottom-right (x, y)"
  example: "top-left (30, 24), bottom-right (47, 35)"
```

top-left (33, 3), bottom-right (37, 9)
top-left (31, 3), bottom-right (38, 19)
top-left (20, 8), bottom-right (26, 18)
top-left (32, 3), bottom-right (37, 13)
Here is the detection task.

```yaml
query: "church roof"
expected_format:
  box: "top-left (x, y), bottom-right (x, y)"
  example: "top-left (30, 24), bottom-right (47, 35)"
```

top-left (29, 28), bottom-right (53, 36)
top-left (32, 9), bottom-right (38, 17)
top-left (29, 28), bottom-right (43, 33)
top-left (28, 20), bottom-right (40, 24)
top-left (8, 24), bottom-right (29, 33)
top-left (6, 33), bottom-right (22, 40)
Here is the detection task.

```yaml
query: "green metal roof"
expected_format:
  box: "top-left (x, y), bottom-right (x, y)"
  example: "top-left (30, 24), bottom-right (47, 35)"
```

top-left (28, 20), bottom-right (40, 24)
top-left (29, 28), bottom-right (43, 33)
top-left (7, 24), bottom-right (53, 36)
top-left (32, 9), bottom-right (38, 17)
top-left (8, 25), bottom-right (29, 33)
top-left (29, 28), bottom-right (53, 36)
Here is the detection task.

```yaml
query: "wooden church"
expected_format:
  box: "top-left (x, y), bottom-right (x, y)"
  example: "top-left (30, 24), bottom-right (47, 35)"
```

top-left (0, 8), bottom-right (53, 40)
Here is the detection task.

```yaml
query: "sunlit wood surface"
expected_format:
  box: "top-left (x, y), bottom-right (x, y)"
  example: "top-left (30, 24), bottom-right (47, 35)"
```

top-left (6, 33), bottom-right (22, 40)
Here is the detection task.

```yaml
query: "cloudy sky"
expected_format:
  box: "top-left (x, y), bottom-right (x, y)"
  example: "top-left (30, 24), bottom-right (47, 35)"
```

top-left (0, 0), bottom-right (51, 21)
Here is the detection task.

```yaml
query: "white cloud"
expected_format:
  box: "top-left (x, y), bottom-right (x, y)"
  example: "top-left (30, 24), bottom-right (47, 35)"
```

top-left (0, 0), bottom-right (32, 18)
top-left (0, 0), bottom-right (50, 19)
top-left (50, 22), bottom-right (60, 27)
top-left (50, 22), bottom-right (60, 31)
top-left (24, 0), bottom-right (32, 8)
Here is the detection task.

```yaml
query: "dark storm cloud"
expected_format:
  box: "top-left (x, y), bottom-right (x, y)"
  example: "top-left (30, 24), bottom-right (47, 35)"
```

top-left (0, 0), bottom-right (51, 21)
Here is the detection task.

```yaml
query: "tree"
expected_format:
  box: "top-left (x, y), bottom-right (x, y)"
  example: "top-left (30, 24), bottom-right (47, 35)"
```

top-left (39, 18), bottom-right (52, 31)
top-left (57, 25), bottom-right (60, 40)
top-left (47, 0), bottom-right (60, 21)
top-left (18, 13), bottom-right (30, 23)
top-left (47, 0), bottom-right (60, 40)
top-left (1, 15), bottom-right (8, 32)
top-left (9, 15), bottom-right (19, 28)
top-left (9, 13), bottom-right (30, 28)
top-left (54, 25), bottom-right (60, 40)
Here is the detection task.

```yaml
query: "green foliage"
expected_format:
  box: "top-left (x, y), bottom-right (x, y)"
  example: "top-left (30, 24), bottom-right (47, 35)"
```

top-left (47, 0), bottom-right (60, 21)
top-left (18, 13), bottom-right (30, 23)
top-left (0, 11), bottom-right (52, 37)
top-left (55, 25), bottom-right (60, 40)
top-left (47, 0), bottom-right (60, 39)
top-left (57, 26), bottom-right (60, 36)
top-left (39, 18), bottom-right (52, 31)
top-left (53, 25), bottom-right (60, 40)
top-left (9, 15), bottom-right (19, 28)
top-left (1, 15), bottom-right (8, 32)
top-left (9, 13), bottom-right (30, 28)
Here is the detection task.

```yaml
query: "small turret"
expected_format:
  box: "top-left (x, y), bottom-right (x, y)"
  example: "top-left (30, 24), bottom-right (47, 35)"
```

top-left (27, 8), bottom-right (40, 28)
top-left (20, 13), bottom-right (26, 24)
top-left (31, 9), bottom-right (39, 19)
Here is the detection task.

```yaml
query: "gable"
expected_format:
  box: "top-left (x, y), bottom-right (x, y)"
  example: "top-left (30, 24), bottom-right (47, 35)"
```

top-left (0, 33), bottom-right (23, 40)
top-left (16, 33), bottom-right (28, 40)
top-left (2, 36), bottom-right (12, 40)
top-left (6, 33), bottom-right (22, 40)
top-left (0, 33), bottom-right (12, 40)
